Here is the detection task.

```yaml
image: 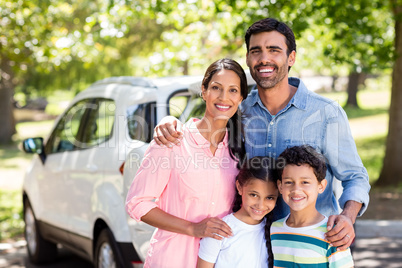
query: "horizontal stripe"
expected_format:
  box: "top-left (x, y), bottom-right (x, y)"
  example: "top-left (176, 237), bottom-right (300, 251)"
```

top-left (272, 233), bottom-right (328, 249)
top-left (274, 259), bottom-right (329, 267)
top-left (272, 243), bottom-right (327, 258)
top-left (274, 253), bottom-right (327, 264)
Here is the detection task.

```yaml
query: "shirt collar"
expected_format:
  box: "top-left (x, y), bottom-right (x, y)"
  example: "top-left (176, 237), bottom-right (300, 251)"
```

top-left (247, 77), bottom-right (308, 111)
top-left (184, 118), bottom-right (229, 147)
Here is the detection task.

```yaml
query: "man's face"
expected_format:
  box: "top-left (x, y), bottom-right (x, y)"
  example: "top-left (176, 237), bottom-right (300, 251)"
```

top-left (246, 31), bottom-right (295, 90)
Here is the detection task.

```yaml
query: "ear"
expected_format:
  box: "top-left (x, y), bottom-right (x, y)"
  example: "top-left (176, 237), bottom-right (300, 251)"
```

top-left (318, 179), bottom-right (327, 194)
top-left (277, 180), bottom-right (283, 194)
top-left (201, 86), bottom-right (206, 101)
top-left (288, 50), bottom-right (296, 67)
top-left (236, 180), bottom-right (242, 196)
top-left (246, 52), bottom-right (251, 67)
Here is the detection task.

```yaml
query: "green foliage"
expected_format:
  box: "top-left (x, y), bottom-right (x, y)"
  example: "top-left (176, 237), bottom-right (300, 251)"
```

top-left (2, 0), bottom-right (396, 97)
top-left (0, 190), bottom-right (24, 241)
top-left (314, 0), bottom-right (394, 74)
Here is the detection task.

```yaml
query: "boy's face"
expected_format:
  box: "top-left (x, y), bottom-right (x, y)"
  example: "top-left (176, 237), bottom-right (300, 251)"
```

top-left (278, 164), bottom-right (327, 213)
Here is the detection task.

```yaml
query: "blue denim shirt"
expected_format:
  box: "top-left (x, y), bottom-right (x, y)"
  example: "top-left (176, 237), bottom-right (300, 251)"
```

top-left (240, 77), bottom-right (370, 220)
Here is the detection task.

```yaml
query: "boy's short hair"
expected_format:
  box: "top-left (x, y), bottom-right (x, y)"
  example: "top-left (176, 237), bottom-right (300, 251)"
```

top-left (277, 145), bottom-right (327, 182)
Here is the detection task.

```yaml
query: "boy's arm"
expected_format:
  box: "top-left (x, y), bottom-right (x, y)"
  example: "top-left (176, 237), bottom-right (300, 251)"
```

top-left (197, 257), bottom-right (215, 268)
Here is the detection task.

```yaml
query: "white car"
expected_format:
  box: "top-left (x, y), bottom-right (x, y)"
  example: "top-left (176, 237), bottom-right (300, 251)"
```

top-left (21, 74), bottom-right (256, 267)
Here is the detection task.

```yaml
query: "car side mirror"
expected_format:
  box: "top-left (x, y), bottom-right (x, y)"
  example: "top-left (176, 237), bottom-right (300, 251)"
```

top-left (22, 137), bottom-right (44, 154)
top-left (21, 137), bottom-right (47, 163)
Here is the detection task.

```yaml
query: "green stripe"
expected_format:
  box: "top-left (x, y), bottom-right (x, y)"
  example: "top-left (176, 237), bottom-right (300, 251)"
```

top-left (272, 233), bottom-right (328, 249)
top-left (274, 259), bottom-right (329, 267)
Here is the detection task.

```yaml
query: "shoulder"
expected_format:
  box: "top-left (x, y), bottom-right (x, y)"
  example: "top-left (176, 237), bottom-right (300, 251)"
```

top-left (300, 84), bottom-right (347, 119)
top-left (222, 213), bottom-right (237, 226)
top-left (240, 89), bottom-right (259, 112)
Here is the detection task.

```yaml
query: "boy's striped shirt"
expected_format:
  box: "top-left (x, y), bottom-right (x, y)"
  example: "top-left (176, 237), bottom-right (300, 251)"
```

top-left (270, 215), bottom-right (354, 268)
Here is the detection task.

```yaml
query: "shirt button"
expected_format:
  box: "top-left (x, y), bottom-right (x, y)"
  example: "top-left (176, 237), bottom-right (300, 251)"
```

top-left (268, 144), bottom-right (272, 147)
top-left (270, 121), bottom-right (274, 125)
top-left (211, 202), bottom-right (215, 205)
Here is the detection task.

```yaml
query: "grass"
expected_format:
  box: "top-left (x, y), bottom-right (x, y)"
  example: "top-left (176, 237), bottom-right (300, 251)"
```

top-left (0, 189), bottom-right (24, 241)
top-left (0, 85), bottom-right (391, 241)
top-left (355, 135), bottom-right (387, 184)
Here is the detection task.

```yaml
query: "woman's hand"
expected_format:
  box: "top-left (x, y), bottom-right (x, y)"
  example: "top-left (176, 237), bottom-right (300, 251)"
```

top-left (192, 217), bottom-right (233, 240)
top-left (141, 208), bottom-right (232, 240)
top-left (153, 116), bottom-right (183, 147)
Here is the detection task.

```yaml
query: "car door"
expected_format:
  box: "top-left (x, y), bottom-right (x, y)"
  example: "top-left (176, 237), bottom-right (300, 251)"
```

top-left (39, 98), bottom-right (94, 243)
top-left (65, 98), bottom-right (116, 244)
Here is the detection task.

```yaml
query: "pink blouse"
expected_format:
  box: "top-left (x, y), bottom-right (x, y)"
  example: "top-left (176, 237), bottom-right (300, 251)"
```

top-left (126, 118), bottom-right (239, 268)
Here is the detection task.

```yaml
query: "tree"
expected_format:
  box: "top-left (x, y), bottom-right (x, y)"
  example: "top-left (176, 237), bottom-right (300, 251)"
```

top-left (0, 0), bottom-right (169, 144)
top-left (377, 0), bottom-right (402, 187)
top-left (313, 1), bottom-right (393, 108)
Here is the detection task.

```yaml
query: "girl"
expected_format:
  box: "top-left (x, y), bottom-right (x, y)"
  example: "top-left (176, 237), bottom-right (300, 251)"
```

top-left (125, 58), bottom-right (248, 267)
top-left (197, 156), bottom-right (279, 268)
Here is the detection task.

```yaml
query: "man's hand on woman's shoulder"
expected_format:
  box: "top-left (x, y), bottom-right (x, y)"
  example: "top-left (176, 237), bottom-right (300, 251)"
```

top-left (153, 116), bottom-right (183, 147)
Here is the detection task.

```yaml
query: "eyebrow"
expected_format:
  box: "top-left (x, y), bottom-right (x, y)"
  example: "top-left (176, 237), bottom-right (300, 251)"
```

top-left (210, 81), bottom-right (240, 88)
top-left (249, 45), bottom-right (283, 51)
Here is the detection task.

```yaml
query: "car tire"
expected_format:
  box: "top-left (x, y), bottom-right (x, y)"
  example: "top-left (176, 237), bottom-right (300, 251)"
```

top-left (24, 200), bottom-right (58, 264)
top-left (94, 228), bottom-right (125, 268)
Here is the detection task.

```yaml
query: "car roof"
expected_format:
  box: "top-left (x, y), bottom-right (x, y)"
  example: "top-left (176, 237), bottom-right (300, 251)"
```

top-left (73, 72), bottom-right (255, 102)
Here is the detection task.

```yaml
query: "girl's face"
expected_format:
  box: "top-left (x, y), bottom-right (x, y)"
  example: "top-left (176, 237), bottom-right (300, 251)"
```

top-left (201, 69), bottom-right (243, 121)
top-left (235, 178), bottom-right (279, 225)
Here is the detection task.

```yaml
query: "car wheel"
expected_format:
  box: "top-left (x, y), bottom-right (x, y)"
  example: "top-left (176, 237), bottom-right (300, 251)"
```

top-left (24, 200), bottom-right (57, 264)
top-left (94, 228), bottom-right (124, 268)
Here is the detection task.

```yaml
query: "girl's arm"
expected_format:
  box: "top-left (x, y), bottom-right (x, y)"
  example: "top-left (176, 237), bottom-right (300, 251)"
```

top-left (196, 257), bottom-right (215, 268)
top-left (141, 208), bottom-right (232, 239)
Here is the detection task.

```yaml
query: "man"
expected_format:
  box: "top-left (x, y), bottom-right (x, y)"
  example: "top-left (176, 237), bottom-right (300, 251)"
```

top-left (153, 18), bottom-right (370, 250)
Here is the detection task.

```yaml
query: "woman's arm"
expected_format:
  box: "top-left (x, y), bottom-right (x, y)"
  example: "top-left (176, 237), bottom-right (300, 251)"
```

top-left (141, 207), bottom-right (233, 239)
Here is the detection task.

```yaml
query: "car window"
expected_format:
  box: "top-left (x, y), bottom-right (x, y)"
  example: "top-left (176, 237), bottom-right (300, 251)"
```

top-left (168, 90), bottom-right (191, 118)
top-left (186, 95), bottom-right (205, 119)
top-left (81, 99), bottom-right (115, 147)
top-left (127, 102), bottom-right (156, 143)
top-left (45, 99), bottom-right (93, 154)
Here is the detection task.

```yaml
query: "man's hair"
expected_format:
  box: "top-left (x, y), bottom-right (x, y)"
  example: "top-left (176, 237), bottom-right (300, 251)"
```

top-left (245, 18), bottom-right (296, 56)
top-left (277, 145), bottom-right (327, 182)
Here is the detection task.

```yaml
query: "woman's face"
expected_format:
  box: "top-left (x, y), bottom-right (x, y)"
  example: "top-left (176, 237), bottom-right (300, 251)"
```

top-left (202, 69), bottom-right (243, 121)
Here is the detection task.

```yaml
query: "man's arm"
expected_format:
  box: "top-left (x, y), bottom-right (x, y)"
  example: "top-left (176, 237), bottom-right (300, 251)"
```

top-left (153, 116), bottom-right (183, 147)
top-left (323, 104), bottom-right (370, 250)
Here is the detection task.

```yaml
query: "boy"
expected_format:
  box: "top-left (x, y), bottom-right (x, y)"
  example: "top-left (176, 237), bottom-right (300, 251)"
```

top-left (271, 145), bottom-right (354, 267)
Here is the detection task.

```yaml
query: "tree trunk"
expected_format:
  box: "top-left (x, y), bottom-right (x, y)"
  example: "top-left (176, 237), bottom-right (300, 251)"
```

top-left (0, 57), bottom-right (16, 144)
top-left (377, 3), bottom-right (402, 187)
top-left (182, 60), bottom-right (189, 75)
top-left (345, 72), bottom-right (365, 108)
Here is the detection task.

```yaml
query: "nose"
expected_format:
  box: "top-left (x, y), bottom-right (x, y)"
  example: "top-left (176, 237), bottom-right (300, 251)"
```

top-left (259, 51), bottom-right (271, 65)
top-left (291, 183), bottom-right (301, 192)
top-left (218, 89), bottom-right (228, 100)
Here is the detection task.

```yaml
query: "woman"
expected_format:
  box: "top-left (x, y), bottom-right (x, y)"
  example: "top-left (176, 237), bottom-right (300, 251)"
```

top-left (125, 58), bottom-right (248, 267)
